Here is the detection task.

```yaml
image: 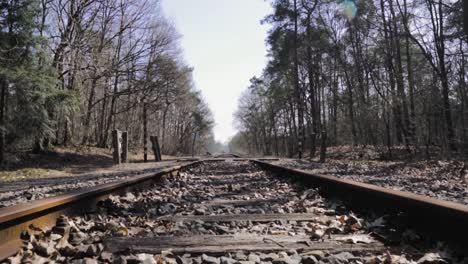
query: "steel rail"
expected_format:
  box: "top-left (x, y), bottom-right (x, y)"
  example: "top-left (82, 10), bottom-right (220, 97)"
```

top-left (0, 161), bottom-right (202, 260)
top-left (251, 159), bottom-right (468, 244)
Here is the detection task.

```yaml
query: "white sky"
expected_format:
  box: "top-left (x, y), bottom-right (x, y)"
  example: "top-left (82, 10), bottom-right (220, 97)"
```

top-left (161, 0), bottom-right (272, 143)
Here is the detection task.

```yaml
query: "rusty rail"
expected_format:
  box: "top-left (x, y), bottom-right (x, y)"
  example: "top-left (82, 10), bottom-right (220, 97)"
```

top-left (0, 161), bottom-right (201, 260)
top-left (251, 160), bottom-right (468, 244)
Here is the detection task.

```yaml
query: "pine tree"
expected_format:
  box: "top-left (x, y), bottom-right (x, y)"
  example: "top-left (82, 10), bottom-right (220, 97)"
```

top-left (0, 0), bottom-right (58, 163)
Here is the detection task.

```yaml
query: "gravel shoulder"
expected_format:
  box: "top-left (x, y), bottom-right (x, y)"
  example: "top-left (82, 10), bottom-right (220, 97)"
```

top-left (270, 159), bottom-right (468, 205)
top-left (0, 161), bottom-right (186, 208)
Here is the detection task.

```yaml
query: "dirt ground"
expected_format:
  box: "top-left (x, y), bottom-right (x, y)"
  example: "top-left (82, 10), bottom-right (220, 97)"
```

top-left (0, 146), bottom-right (189, 182)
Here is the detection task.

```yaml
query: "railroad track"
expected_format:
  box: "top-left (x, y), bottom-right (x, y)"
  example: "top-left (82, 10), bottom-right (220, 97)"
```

top-left (0, 159), bottom-right (467, 263)
top-left (0, 161), bottom-right (202, 261)
top-left (0, 162), bottom-right (189, 208)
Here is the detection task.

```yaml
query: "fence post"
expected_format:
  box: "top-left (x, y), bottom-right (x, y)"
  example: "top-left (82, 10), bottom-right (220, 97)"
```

top-left (143, 102), bottom-right (148, 162)
top-left (121, 131), bottom-right (128, 163)
top-left (150, 136), bottom-right (162, 161)
top-left (112, 130), bottom-right (121, 165)
top-left (156, 136), bottom-right (162, 161)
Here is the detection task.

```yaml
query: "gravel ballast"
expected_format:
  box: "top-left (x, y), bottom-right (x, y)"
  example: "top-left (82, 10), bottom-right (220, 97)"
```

top-left (270, 159), bottom-right (468, 205)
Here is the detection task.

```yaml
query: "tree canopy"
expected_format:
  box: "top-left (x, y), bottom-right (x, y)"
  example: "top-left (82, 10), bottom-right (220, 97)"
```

top-left (0, 0), bottom-right (215, 164)
top-left (232, 0), bottom-right (467, 160)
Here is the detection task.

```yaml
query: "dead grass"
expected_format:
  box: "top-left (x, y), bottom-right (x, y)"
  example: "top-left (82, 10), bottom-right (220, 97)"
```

top-left (0, 146), bottom-right (188, 182)
top-left (0, 168), bottom-right (62, 182)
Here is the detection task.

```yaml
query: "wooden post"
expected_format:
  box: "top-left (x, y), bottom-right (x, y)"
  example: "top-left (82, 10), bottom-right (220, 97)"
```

top-left (143, 102), bottom-right (148, 162)
top-left (112, 130), bottom-right (121, 165)
top-left (121, 131), bottom-right (128, 163)
top-left (150, 136), bottom-right (156, 161)
top-left (155, 136), bottom-right (162, 161)
top-left (150, 136), bottom-right (162, 161)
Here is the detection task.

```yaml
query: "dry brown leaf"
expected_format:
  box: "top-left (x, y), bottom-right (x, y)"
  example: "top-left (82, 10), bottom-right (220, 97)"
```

top-left (335, 234), bottom-right (374, 244)
top-left (116, 226), bottom-right (129, 236)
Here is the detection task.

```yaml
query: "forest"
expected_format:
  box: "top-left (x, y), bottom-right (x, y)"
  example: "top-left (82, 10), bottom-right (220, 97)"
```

top-left (0, 0), bottom-right (216, 164)
top-left (231, 0), bottom-right (467, 160)
top-left (1, 0), bottom-right (467, 164)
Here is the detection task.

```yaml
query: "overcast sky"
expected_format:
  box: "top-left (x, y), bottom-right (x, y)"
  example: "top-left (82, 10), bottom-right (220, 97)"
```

top-left (161, 0), bottom-right (272, 143)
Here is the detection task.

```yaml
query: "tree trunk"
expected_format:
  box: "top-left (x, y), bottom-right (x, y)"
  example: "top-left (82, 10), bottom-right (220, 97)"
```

top-left (161, 105), bottom-right (169, 154)
top-left (389, 0), bottom-right (411, 147)
top-left (343, 68), bottom-right (357, 145)
top-left (191, 132), bottom-right (197, 157)
top-left (82, 78), bottom-right (97, 145)
top-left (143, 102), bottom-right (148, 162)
top-left (458, 40), bottom-right (468, 149)
top-left (435, 0), bottom-right (455, 151)
top-left (101, 7), bottom-right (124, 148)
top-left (403, 0), bottom-right (416, 141)
top-left (0, 79), bottom-right (6, 164)
top-left (293, 0), bottom-right (304, 158)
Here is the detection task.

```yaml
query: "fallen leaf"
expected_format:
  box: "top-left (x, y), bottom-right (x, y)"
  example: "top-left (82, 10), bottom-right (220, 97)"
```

top-left (116, 227), bottom-right (129, 236)
top-left (366, 217), bottom-right (386, 228)
top-left (417, 253), bottom-right (448, 264)
top-left (335, 234), bottom-right (374, 244)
